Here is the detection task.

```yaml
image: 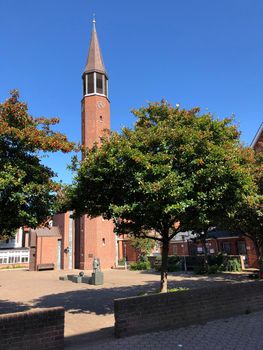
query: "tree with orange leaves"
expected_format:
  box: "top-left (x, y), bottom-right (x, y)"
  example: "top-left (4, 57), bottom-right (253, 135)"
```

top-left (0, 90), bottom-right (74, 239)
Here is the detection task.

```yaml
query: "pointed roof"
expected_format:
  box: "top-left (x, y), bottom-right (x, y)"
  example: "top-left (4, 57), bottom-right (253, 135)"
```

top-left (251, 122), bottom-right (263, 151)
top-left (84, 18), bottom-right (107, 76)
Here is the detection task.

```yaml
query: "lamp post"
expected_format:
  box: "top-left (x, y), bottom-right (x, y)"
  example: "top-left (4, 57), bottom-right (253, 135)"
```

top-left (182, 235), bottom-right (187, 272)
top-left (124, 242), bottom-right (127, 270)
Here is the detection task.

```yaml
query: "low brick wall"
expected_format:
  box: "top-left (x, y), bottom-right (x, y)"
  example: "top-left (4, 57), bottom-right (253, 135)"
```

top-left (114, 281), bottom-right (263, 338)
top-left (0, 307), bottom-right (64, 349)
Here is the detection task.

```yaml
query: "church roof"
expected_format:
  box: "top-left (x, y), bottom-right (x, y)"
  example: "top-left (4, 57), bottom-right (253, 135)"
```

top-left (251, 122), bottom-right (263, 151)
top-left (84, 19), bottom-right (107, 76)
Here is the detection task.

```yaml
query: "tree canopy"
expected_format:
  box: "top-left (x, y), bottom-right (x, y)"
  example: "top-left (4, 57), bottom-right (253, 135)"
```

top-left (65, 101), bottom-right (256, 291)
top-left (0, 90), bottom-right (74, 238)
top-left (224, 151), bottom-right (263, 274)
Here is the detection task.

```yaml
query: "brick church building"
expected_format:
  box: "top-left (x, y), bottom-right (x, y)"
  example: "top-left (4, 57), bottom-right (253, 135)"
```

top-left (29, 20), bottom-right (118, 271)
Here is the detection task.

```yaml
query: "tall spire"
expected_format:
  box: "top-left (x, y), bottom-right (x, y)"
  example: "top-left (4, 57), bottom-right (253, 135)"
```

top-left (84, 17), bottom-right (107, 76)
top-left (93, 14), bottom-right (96, 32)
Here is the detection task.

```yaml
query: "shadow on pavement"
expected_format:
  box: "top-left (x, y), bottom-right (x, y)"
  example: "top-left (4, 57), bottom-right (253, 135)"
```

top-left (0, 299), bottom-right (30, 314)
top-left (32, 281), bottom-right (160, 315)
top-left (31, 272), bottom-right (250, 316)
top-left (64, 327), bottom-right (114, 349)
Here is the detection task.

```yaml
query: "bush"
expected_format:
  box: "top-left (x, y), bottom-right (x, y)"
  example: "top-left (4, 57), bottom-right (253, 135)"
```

top-left (153, 256), bottom-right (162, 271)
top-left (194, 265), bottom-right (208, 275)
top-left (224, 258), bottom-right (242, 272)
top-left (154, 255), bottom-right (182, 272)
top-left (208, 264), bottom-right (219, 274)
top-left (130, 260), bottom-right (151, 270)
top-left (118, 258), bottom-right (126, 266)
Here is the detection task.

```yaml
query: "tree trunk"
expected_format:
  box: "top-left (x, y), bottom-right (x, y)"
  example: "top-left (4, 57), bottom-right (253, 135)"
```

top-left (160, 239), bottom-right (169, 293)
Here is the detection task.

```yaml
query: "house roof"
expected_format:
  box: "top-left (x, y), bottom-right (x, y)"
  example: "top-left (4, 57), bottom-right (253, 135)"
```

top-left (31, 227), bottom-right (61, 238)
top-left (207, 229), bottom-right (243, 239)
top-left (251, 122), bottom-right (263, 151)
top-left (171, 229), bottom-right (243, 241)
top-left (171, 231), bottom-right (195, 241)
top-left (84, 19), bottom-right (107, 76)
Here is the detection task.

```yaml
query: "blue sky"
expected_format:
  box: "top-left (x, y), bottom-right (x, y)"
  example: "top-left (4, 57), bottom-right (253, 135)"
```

top-left (0, 0), bottom-right (262, 183)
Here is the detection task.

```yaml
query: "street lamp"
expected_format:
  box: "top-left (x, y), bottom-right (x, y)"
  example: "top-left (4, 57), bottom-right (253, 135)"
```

top-left (182, 235), bottom-right (187, 272)
top-left (123, 242), bottom-right (127, 270)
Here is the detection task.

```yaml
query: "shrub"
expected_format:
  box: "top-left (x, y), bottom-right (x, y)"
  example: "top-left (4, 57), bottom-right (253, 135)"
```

top-left (194, 265), bottom-right (208, 275)
top-left (130, 260), bottom-right (151, 270)
top-left (118, 258), bottom-right (126, 266)
top-left (154, 255), bottom-right (182, 272)
top-left (224, 258), bottom-right (242, 272)
top-left (208, 264), bottom-right (219, 274)
top-left (153, 256), bottom-right (162, 271)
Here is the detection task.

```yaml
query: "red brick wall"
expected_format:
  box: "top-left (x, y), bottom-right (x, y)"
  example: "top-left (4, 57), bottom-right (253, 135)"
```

top-left (169, 242), bottom-right (189, 256)
top-left (0, 307), bottom-right (64, 349)
top-left (75, 94), bottom-right (116, 270)
top-left (245, 237), bottom-right (259, 268)
top-left (77, 216), bottom-right (116, 270)
top-left (81, 95), bottom-right (110, 148)
top-left (53, 212), bottom-right (75, 269)
top-left (36, 237), bottom-right (59, 268)
top-left (115, 281), bottom-right (263, 338)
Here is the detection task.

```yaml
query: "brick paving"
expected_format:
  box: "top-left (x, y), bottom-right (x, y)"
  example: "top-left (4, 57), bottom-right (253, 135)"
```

top-left (0, 268), bottom-right (258, 349)
top-left (71, 311), bottom-right (263, 350)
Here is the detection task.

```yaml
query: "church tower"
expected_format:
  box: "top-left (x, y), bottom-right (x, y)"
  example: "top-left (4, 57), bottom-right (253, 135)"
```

top-left (75, 19), bottom-right (116, 270)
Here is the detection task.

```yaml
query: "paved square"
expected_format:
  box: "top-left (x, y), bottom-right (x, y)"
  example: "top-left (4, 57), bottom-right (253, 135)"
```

top-left (0, 268), bottom-right (255, 347)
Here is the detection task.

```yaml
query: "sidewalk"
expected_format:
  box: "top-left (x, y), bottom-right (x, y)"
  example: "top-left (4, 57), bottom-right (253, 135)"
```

top-left (66, 310), bottom-right (263, 350)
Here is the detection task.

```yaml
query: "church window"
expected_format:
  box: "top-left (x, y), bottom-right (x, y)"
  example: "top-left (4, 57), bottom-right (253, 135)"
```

top-left (96, 73), bottom-right (103, 94)
top-left (87, 73), bottom-right (94, 94)
top-left (99, 115), bottom-right (103, 122)
top-left (102, 238), bottom-right (106, 246)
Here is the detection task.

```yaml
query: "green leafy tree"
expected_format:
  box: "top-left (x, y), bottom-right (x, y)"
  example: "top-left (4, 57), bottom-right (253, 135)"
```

top-left (0, 90), bottom-right (74, 238)
top-left (65, 101), bottom-right (255, 292)
top-left (129, 236), bottom-right (156, 261)
top-left (184, 146), bottom-right (257, 271)
top-left (225, 152), bottom-right (263, 275)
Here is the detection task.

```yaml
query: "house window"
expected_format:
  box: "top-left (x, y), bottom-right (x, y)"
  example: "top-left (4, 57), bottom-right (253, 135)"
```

top-left (222, 242), bottom-right (231, 254)
top-left (237, 241), bottom-right (247, 255)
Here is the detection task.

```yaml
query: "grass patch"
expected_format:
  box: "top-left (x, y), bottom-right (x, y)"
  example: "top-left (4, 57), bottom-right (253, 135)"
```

top-left (0, 265), bottom-right (26, 270)
top-left (138, 287), bottom-right (189, 296)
